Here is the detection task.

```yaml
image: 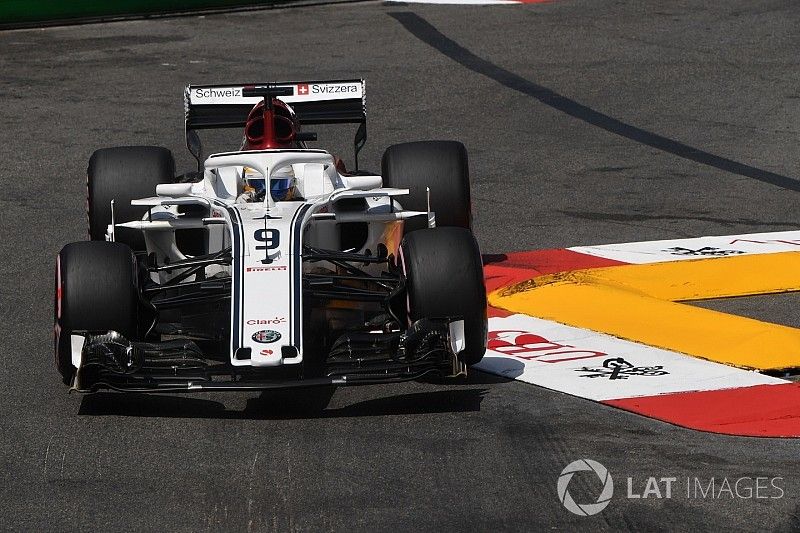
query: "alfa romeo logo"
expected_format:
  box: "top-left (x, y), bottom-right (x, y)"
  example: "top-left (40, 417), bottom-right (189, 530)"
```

top-left (557, 459), bottom-right (614, 516)
top-left (252, 330), bottom-right (281, 344)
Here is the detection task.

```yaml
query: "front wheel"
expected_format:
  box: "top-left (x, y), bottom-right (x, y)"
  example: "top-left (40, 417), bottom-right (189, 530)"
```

top-left (399, 227), bottom-right (487, 365)
top-left (54, 241), bottom-right (140, 384)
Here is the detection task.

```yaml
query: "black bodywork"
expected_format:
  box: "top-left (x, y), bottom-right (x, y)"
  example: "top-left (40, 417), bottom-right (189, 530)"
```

top-left (73, 244), bottom-right (463, 392)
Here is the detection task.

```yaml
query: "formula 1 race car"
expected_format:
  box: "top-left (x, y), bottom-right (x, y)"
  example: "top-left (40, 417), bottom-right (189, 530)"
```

top-left (54, 79), bottom-right (488, 392)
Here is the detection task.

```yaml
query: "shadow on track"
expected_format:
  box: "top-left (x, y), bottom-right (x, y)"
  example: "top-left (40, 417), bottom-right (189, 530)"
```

top-left (77, 372), bottom-right (512, 420)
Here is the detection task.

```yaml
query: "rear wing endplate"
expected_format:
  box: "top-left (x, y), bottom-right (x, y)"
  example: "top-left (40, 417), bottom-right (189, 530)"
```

top-left (184, 79), bottom-right (366, 170)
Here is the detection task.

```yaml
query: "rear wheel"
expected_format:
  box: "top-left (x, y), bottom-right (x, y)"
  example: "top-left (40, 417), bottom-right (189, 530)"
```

top-left (381, 140), bottom-right (471, 233)
top-left (400, 227), bottom-right (487, 365)
top-left (87, 146), bottom-right (175, 251)
top-left (54, 241), bottom-right (140, 384)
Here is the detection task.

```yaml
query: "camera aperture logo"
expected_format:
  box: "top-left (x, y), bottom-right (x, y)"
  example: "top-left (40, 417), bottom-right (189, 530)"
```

top-left (557, 459), bottom-right (614, 516)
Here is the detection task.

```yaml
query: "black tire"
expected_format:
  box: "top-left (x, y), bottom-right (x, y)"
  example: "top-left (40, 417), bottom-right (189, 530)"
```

top-left (54, 241), bottom-right (139, 384)
top-left (87, 146), bottom-right (175, 250)
top-left (400, 227), bottom-right (487, 365)
top-left (382, 141), bottom-right (471, 233)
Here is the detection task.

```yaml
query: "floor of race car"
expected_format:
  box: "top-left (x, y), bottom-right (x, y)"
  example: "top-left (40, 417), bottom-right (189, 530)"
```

top-left (2, 0), bottom-right (800, 530)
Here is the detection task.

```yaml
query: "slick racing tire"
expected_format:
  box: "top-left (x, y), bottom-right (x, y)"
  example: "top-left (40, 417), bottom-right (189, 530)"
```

top-left (88, 146), bottom-right (176, 251)
top-left (399, 227), bottom-right (487, 365)
top-left (381, 141), bottom-right (471, 233)
top-left (54, 241), bottom-right (139, 384)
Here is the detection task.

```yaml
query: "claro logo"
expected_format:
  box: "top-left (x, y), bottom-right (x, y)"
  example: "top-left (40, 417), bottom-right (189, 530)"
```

top-left (247, 318), bottom-right (286, 325)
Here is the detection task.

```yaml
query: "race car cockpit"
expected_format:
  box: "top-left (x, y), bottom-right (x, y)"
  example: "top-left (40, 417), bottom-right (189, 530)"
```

top-left (236, 96), bottom-right (303, 203)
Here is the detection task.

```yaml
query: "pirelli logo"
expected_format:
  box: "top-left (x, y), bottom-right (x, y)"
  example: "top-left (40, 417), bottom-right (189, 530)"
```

top-left (246, 266), bottom-right (287, 272)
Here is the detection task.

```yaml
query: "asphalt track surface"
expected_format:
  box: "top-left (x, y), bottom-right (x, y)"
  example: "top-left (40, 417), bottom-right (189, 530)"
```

top-left (1, 1), bottom-right (800, 530)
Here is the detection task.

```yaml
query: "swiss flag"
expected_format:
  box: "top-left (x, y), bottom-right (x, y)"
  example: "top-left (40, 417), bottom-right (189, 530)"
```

top-left (296, 83), bottom-right (309, 96)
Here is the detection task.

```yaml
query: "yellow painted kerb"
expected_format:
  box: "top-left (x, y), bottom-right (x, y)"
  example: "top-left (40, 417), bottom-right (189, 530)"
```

top-left (490, 251), bottom-right (800, 371)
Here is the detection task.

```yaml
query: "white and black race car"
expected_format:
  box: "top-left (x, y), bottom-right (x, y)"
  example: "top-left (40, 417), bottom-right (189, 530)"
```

top-left (54, 79), bottom-right (487, 392)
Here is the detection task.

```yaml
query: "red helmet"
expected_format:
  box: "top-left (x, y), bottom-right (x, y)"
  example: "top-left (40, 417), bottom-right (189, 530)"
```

top-left (242, 98), bottom-right (298, 150)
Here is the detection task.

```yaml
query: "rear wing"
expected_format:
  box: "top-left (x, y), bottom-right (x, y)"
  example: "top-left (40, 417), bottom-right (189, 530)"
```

top-left (184, 79), bottom-right (367, 170)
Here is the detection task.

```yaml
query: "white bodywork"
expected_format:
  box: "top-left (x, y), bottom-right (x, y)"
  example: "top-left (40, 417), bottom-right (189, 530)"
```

top-left (115, 149), bottom-right (427, 367)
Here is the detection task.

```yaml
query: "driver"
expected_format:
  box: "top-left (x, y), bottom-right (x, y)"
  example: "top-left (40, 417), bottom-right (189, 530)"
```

top-left (239, 166), bottom-right (297, 203)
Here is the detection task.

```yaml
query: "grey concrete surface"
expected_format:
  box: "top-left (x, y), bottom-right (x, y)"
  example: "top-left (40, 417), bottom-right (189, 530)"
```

top-left (692, 293), bottom-right (800, 331)
top-left (1, 1), bottom-right (799, 530)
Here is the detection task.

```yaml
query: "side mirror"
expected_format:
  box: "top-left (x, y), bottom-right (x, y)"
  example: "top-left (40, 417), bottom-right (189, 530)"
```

top-left (186, 129), bottom-right (203, 172)
top-left (299, 163), bottom-right (328, 199)
top-left (353, 121), bottom-right (367, 172)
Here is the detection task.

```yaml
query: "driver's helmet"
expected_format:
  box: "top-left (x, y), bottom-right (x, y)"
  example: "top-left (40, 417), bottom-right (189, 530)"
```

top-left (243, 166), bottom-right (298, 202)
top-left (269, 174), bottom-right (296, 201)
top-left (242, 99), bottom-right (298, 150)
